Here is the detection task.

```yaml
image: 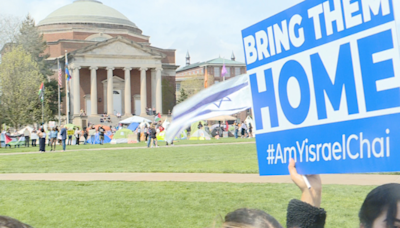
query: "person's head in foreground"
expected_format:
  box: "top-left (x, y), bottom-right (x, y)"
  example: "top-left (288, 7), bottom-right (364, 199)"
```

top-left (0, 215), bottom-right (32, 228)
top-left (359, 183), bottom-right (400, 228)
top-left (222, 208), bottom-right (283, 228)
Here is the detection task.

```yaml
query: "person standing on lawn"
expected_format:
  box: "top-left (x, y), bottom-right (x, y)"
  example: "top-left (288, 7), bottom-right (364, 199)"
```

top-left (23, 128), bottom-right (30, 147)
top-left (248, 123), bottom-right (253, 139)
top-left (99, 126), bottom-right (105, 145)
top-left (83, 127), bottom-right (88, 145)
top-left (67, 128), bottom-right (73, 145)
top-left (240, 121), bottom-right (248, 138)
top-left (31, 129), bottom-right (38, 147)
top-left (75, 128), bottom-right (81, 145)
top-left (234, 121), bottom-right (239, 139)
top-left (60, 125), bottom-right (67, 152)
top-left (38, 128), bottom-right (46, 152)
top-left (89, 126), bottom-right (96, 144)
top-left (49, 127), bottom-right (58, 151)
top-left (47, 127), bottom-right (52, 146)
top-left (149, 124), bottom-right (158, 148)
top-left (144, 125), bottom-right (149, 141)
top-left (136, 127), bottom-right (141, 143)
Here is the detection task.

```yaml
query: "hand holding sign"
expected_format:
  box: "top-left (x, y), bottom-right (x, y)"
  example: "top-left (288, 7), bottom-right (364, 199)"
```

top-left (289, 158), bottom-right (322, 208)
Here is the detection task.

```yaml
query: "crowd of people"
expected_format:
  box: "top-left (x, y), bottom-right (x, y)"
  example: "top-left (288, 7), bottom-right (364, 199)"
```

top-left (134, 120), bottom-right (172, 148)
top-left (190, 120), bottom-right (254, 139)
top-left (234, 121), bottom-right (253, 139)
top-left (2, 124), bottom-right (116, 152)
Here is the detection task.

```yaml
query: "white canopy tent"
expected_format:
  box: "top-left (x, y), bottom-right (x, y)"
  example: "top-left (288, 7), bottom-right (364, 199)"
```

top-left (119, 116), bottom-right (152, 124)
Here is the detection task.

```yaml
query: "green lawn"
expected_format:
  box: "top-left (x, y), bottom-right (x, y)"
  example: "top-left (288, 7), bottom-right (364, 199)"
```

top-left (0, 144), bottom-right (258, 173)
top-left (0, 181), bottom-right (371, 228)
top-left (0, 138), bottom-right (255, 153)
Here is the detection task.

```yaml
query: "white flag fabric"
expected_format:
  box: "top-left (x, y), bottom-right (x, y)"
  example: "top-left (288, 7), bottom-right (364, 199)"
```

top-left (166, 74), bottom-right (251, 143)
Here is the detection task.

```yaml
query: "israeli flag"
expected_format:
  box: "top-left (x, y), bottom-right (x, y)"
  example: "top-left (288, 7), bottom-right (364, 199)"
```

top-left (166, 74), bottom-right (251, 143)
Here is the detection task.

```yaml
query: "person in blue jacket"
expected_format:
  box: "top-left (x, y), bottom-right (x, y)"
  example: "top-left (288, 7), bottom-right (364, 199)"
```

top-left (60, 125), bottom-right (67, 152)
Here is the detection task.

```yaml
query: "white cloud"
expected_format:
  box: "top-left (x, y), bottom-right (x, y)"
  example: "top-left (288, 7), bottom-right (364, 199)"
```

top-left (0, 0), bottom-right (303, 67)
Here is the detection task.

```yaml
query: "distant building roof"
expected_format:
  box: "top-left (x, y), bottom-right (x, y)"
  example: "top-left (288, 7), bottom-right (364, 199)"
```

top-left (38, 0), bottom-right (138, 29)
top-left (177, 57), bottom-right (245, 73)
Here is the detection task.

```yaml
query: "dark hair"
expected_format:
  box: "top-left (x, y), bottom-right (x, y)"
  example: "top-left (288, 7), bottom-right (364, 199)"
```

top-left (41, 128), bottom-right (44, 133)
top-left (359, 183), bottom-right (400, 228)
top-left (0, 215), bottom-right (32, 228)
top-left (223, 208), bottom-right (283, 228)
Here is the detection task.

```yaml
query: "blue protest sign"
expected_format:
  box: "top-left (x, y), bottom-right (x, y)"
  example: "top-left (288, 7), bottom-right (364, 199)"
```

top-left (242, 0), bottom-right (400, 175)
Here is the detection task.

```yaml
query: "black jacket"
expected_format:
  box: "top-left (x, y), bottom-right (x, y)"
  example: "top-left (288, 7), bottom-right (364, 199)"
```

top-left (286, 199), bottom-right (326, 228)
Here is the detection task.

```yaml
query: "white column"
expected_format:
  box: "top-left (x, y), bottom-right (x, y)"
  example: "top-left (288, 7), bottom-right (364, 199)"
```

top-left (124, 67), bottom-right (132, 116)
top-left (151, 69), bottom-right (156, 109)
top-left (90, 66), bottom-right (98, 115)
top-left (156, 67), bottom-right (163, 114)
top-left (107, 67), bottom-right (114, 115)
top-left (73, 66), bottom-right (81, 116)
top-left (140, 67), bottom-right (148, 116)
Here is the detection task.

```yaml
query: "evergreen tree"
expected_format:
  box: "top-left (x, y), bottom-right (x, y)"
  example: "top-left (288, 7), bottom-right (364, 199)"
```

top-left (15, 15), bottom-right (52, 78)
top-left (30, 79), bottom-right (65, 123)
top-left (177, 88), bottom-right (189, 104)
top-left (14, 15), bottom-right (63, 122)
top-left (162, 78), bottom-right (176, 113)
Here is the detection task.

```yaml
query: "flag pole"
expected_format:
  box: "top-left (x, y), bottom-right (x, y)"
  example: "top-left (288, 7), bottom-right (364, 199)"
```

top-left (57, 58), bottom-right (61, 126)
top-left (65, 50), bottom-right (70, 124)
top-left (42, 91), bottom-right (44, 125)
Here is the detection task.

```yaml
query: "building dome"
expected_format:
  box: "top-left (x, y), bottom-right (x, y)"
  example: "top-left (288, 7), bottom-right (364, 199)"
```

top-left (37, 0), bottom-right (138, 29)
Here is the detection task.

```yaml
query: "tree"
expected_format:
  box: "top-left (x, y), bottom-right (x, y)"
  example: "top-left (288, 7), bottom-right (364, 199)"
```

top-left (13, 15), bottom-right (63, 122)
top-left (15, 15), bottom-right (52, 78)
top-left (180, 75), bottom-right (204, 97)
top-left (0, 46), bottom-right (43, 129)
top-left (0, 15), bottom-right (21, 52)
top-left (162, 78), bottom-right (176, 113)
top-left (177, 88), bottom-right (188, 104)
top-left (30, 79), bottom-right (64, 123)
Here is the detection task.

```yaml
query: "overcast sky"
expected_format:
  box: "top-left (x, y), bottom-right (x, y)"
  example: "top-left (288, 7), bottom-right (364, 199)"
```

top-left (0, 0), bottom-right (304, 67)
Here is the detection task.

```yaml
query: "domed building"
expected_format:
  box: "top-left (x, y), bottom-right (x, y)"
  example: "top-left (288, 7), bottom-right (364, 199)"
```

top-left (40, 0), bottom-right (177, 126)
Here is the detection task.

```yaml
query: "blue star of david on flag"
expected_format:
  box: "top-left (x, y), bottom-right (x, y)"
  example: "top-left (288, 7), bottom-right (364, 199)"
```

top-left (214, 97), bottom-right (232, 108)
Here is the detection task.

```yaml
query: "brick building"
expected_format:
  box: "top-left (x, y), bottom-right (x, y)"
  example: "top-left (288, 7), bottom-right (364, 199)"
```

top-left (39, 0), bottom-right (178, 126)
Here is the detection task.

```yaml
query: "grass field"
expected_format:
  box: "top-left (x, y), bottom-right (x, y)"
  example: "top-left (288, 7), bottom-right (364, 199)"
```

top-left (0, 181), bottom-right (371, 228)
top-left (0, 139), bottom-right (385, 228)
top-left (0, 143), bottom-right (258, 173)
top-left (0, 138), bottom-right (255, 153)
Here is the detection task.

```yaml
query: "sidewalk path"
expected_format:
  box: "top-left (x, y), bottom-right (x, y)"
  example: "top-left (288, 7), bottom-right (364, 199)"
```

top-left (0, 173), bottom-right (398, 186)
top-left (0, 142), bottom-right (255, 156)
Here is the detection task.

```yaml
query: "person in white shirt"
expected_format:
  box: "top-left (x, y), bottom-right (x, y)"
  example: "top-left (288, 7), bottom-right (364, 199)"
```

top-left (240, 122), bottom-right (248, 138)
top-left (23, 128), bottom-right (30, 147)
top-left (31, 130), bottom-right (39, 147)
top-left (88, 127), bottom-right (96, 144)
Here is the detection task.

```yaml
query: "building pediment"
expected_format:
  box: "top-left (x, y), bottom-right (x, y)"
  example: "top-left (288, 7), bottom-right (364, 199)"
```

top-left (72, 36), bottom-right (165, 59)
